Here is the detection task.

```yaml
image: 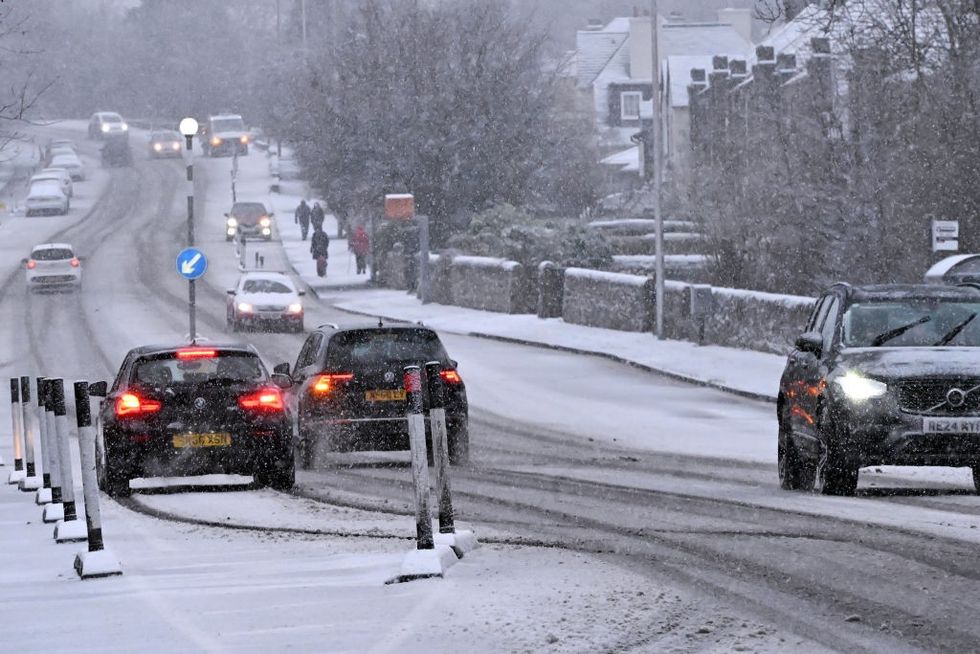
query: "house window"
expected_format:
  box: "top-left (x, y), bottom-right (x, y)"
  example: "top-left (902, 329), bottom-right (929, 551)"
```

top-left (620, 92), bottom-right (642, 121)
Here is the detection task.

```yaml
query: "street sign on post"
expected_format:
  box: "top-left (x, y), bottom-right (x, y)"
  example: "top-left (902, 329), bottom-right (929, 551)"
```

top-left (932, 219), bottom-right (959, 252)
top-left (176, 247), bottom-right (208, 280)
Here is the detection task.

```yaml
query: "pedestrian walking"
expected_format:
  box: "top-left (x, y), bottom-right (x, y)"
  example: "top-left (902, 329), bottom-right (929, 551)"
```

top-left (350, 224), bottom-right (370, 275)
top-left (294, 199), bottom-right (311, 241)
top-left (310, 227), bottom-right (330, 278)
top-left (310, 202), bottom-right (325, 233)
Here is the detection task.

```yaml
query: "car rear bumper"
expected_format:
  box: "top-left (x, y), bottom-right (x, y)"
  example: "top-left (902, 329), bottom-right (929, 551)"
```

top-left (304, 413), bottom-right (466, 452)
top-left (26, 199), bottom-right (67, 212)
top-left (26, 272), bottom-right (81, 287)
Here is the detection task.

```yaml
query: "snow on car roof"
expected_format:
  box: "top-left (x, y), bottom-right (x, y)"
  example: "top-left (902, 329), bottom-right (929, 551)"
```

top-left (924, 255), bottom-right (980, 281)
top-left (849, 284), bottom-right (980, 301)
top-left (32, 243), bottom-right (73, 250)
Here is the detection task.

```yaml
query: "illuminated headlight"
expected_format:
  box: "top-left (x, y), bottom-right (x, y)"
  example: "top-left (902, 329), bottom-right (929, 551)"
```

top-left (261, 228), bottom-right (271, 236)
top-left (240, 135), bottom-right (249, 144)
top-left (101, 124), bottom-right (110, 132)
top-left (171, 142), bottom-right (180, 151)
top-left (227, 228), bottom-right (237, 236)
top-left (287, 303), bottom-right (303, 314)
top-left (153, 143), bottom-right (162, 151)
top-left (121, 123), bottom-right (128, 131)
top-left (226, 217), bottom-right (238, 227)
top-left (835, 371), bottom-right (888, 402)
top-left (211, 136), bottom-right (222, 146)
top-left (259, 217), bottom-right (271, 227)
top-left (237, 302), bottom-right (254, 313)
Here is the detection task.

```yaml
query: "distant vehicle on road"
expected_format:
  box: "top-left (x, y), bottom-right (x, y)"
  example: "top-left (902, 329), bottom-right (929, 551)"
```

top-left (48, 151), bottom-right (85, 180)
top-left (101, 137), bottom-right (132, 167)
top-left (30, 170), bottom-right (72, 199)
top-left (88, 111), bottom-right (129, 140)
top-left (148, 129), bottom-right (182, 158)
top-left (203, 113), bottom-right (248, 157)
top-left (779, 283), bottom-right (980, 497)
top-left (24, 243), bottom-right (81, 292)
top-left (278, 323), bottom-right (469, 468)
top-left (93, 344), bottom-right (295, 496)
top-left (226, 271), bottom-right (305, 333)
top-left (225, 201), bottom-right (273, 241)
top-left (25, 179), bottom-right (69, 216)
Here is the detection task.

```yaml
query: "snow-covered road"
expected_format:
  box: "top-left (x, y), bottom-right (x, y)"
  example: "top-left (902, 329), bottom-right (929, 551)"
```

top-left (2, 123), bottom-right (980, 652)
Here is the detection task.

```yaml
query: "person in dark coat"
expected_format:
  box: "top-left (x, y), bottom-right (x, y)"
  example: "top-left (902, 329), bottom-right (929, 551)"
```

top-left (350, 225), bottom-right (370, 275)
top-left (310, 227), bottom-right (330, 277)
top-left (294, 200), bottom-right (311, 241)
top-left (310, 202), bottom-right (325, 233)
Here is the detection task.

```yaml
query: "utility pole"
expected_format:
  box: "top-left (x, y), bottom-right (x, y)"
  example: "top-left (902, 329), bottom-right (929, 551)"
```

top-left (650, 0), bottom-right (665, 339)
top-left (301, 0), bottom-right (308, 58)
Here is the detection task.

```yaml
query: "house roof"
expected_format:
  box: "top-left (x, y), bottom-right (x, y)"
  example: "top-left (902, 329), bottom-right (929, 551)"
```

top-left (661, 22), bottom-right (751, 57)
top-left (576, 19), bottom-right (630, 88)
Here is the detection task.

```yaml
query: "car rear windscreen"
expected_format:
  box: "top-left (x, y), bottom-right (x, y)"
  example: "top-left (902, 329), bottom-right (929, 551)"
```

top-left (131, 351), bottom-right (266, 386)
top-left (326, 330), bottom-right (449, 368)
top-left (32, 248), bottom-right (73, 261)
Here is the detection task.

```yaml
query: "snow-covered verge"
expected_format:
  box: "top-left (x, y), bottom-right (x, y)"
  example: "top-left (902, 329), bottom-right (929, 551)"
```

top-left (333, 288), bottom-right (784, 401)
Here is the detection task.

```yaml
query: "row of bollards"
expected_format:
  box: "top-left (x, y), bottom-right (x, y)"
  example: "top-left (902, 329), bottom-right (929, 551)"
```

top-left (5, 376), bottom-right (122, 579)
top-left (392, 362), bottom-right (478, 583)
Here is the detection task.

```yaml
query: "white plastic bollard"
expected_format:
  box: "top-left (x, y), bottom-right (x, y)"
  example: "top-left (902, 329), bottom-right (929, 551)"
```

top-left (35, 378), bottom-right (54, 505)
top-left (7, 378), bottom-right (25, 484)
top-left (52, 379), bottom-right (86, 543)
top-left (42, 380), bottom-right (64, 523)
top-left (18, 376), bottom-right (41, 491)
top-left (73, 381), bottom-right (122, 578)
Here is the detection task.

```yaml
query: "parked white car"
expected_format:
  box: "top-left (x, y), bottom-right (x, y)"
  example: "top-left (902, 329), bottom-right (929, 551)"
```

top-left (25, 180), bottom-right (69, 216)
top-left (48, 152), bottom-right (85, 181)
top-left (31, 170), bottom-right (72, 199)
top-left (24, 243), bottom-right (82, 292)
top-left (41, 167), bottom-right (74, 196)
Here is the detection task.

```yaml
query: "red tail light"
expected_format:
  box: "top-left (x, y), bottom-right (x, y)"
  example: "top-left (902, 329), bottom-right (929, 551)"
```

top-left (311, 373), bottom-right (354, 395)
top-left (238, 387), bottom-right (284, 412)
top-left (69, 258), bottom-right (80, 268)
top-left (26, 259), bottom-right (36, 269)
top-left (115, 392), bottom-right (162, 417)
top-left (176, 348), bottom-right (217, 359)
top-left (440, 370), bottom-right (462, 385)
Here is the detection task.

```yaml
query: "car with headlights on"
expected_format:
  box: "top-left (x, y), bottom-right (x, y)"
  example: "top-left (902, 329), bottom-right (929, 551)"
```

top-left (226, 271), bottom-right (305, 333)
top-left (91, 344), bottom-right (295, 497)
top-left (225, 201), bottom-right (273, 241)
top-left (203, 113), bottom-right (249, 157)
top-left (88, 111), bottom-right (129, 140)
top-left (277, 323), bottom-right (469, 469)
top-left (25, 179), bottom-right (69, 216)
top-left (148, 129), bottom-right (182, 158)
top-left (778, 283), bottom-right (980, 496)
top-left (24, 243), bottom-right (81, 292)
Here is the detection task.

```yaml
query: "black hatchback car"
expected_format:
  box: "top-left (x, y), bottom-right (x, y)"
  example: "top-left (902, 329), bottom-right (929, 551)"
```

top-left (277, 323), bottom-right (469, 468)
top-left (93, 344), bottom-right (295, 496)
top-left (779, 283), bottom-right (980, 496)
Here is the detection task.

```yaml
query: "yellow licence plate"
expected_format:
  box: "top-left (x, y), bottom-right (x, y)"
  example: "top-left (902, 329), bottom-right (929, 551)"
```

top-left (365, 389), bottom-right (406, 402)
top-left (172, 433), bottom-right (232, 448)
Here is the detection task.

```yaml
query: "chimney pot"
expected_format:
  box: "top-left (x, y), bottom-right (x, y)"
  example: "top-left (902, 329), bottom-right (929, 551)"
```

top-left (690, 68), bottom-right (707, 82)
top-left (811, 37), bottom-right (831, 55)
top-left (755, 45), bottom-right (775, 62)
top-left (712, 55), bottom-right (729, 71)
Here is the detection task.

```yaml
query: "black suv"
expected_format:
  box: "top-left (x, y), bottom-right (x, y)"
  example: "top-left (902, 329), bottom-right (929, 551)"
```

top-left (93, 344), bottom-right (295, 496)
top-left (779, 284), bottom-right (980, 496)
top-left (278, 323), bottom-right (469, 468)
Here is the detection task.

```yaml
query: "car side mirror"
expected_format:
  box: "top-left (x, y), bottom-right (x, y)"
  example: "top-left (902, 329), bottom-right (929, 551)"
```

top-left (271, 373), bottom-right (292, 389)
top-left (227, 289), bottom-right (236, 295)
top-left (450, 359), bottom-right (458, 368)
top-left (795, 332), bottom-right (823, 357)
top-left (88, 381), bottom-right (108, 397)
top-left (273, 362), bottom-right (290, 376)
top-left (297, 290), bottom-right (306, 297)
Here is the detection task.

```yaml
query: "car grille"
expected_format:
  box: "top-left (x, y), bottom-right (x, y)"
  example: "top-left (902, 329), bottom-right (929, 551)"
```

top-left (896, 379), bottom-right (980, 416)
top-left (255, 305), bottom-right (286, 312)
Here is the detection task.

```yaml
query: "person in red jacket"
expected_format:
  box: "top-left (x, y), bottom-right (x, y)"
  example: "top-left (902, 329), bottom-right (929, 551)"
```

top-left (350, 224), bottom-right (370, 275)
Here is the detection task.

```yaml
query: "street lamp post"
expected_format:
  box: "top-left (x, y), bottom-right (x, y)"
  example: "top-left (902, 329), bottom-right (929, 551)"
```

top-left (179, 117), bottom-right (199, 342)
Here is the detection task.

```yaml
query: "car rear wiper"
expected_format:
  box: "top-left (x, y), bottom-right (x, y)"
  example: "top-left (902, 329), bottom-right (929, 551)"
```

top-left (870, 316), bottom-right (932, 346)
top-left (934, 313), bottom-right (978, 346)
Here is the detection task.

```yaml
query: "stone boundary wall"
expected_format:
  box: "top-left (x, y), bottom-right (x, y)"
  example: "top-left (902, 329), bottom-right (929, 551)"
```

top-left (449, 256), bottom-right (526, 314)
top-left (562, 268), bottom-right (654, 332)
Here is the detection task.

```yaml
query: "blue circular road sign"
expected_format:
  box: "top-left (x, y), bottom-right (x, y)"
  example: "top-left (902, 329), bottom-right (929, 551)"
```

top-left (176, 247), bottom-right (208, 280)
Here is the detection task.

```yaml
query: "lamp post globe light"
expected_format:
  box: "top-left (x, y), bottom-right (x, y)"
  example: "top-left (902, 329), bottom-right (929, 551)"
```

top-left (180, 116), bottom-right (198, 341)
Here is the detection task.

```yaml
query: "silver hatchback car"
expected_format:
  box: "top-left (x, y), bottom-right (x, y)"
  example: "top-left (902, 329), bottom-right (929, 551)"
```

top-left (24, 243), bottom-right (82, 292)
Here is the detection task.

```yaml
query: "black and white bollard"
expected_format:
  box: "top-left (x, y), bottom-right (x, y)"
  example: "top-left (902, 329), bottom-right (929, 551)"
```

top-left (35, 378), bottom-right (54, 505)
top-left (389, 365), bottom-right (456, 583)
top-left (52, 379), bottom-right (86, 542)
top-left (424, 362), bottom-right (478, 558)
top-left (73, 381), bottom-right (121, 578)
top-left (42, 379), bottom-right (65, 522)
top-left (7, 378), bottom-right (26, 484)
top-left (17, 376), bottom-right (41, 491)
